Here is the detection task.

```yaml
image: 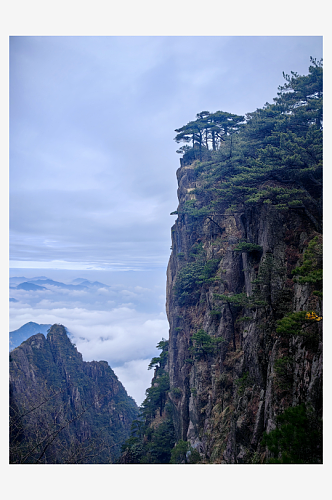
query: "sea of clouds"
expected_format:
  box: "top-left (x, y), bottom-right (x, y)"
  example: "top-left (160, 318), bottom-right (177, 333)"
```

top-left (9, 269), bottom-right (169, 405)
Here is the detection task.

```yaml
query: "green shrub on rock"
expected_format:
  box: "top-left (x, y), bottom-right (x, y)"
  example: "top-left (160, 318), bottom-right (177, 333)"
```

top-left (170, 439), bottom-right (201, 464)
top-left (261, 404), bottom-right (322, 463)
top-left (189, 329), bottom-right (224, 361)
top-left (234, 242), bottom-right (263, 254)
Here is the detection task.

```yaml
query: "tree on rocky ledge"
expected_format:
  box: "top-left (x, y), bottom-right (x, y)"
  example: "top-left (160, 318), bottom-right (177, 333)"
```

top-left (174, 110), bottom-right (245, 160)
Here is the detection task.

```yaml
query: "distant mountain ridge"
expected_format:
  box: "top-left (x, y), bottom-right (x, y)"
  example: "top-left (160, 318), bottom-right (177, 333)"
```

top-left (15, 282), bottom-right (48, 291)
top-left (9, 276), bottom-right (111, 292)
top-left (9, 276), bottom-right (114, 350)
top-left (9, 276), bottom-right (48, 285)
top-left (25, 279), bottom-right (90, 290)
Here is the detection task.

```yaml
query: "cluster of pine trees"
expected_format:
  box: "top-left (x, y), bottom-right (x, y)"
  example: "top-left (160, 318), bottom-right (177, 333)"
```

top-left (175, 110), bottom-right (245, 160)
top-left (118, 339), bottom-right (176, 464)
top-left (174, 57), bottom-right (322, 217)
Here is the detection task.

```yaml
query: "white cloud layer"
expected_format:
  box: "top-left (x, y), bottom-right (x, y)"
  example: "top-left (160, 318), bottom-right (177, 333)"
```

top-left (9, 270), bottom-right (169, 405)
top-left (10, 303), bottom-right (168, 404)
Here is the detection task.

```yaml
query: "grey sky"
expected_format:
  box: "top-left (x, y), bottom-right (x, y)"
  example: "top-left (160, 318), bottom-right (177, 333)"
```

top-left (10, 36), bottom-right (323, 271)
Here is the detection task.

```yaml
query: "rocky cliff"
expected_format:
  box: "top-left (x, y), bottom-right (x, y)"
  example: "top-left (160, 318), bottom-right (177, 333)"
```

top-left (166, 161), bottom-right (322, 463)
top-left (9, 324), bottom-right (138, 464)
top-left (120, 60), bottom-right (323, 464)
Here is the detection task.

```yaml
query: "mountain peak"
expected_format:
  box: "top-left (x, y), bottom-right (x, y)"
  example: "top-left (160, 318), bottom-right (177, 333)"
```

top-left (10, 324), bottom-right (139, 463)
top-left (47, 324), bottom-right (83, 364)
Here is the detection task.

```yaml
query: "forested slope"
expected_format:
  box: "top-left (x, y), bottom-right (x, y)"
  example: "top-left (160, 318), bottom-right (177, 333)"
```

top-left (120, 58), bottom-right (323, 464)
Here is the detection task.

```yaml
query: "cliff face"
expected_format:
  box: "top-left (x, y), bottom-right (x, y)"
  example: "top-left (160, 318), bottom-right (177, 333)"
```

top-left (9, 324), bottom-right (138, 464)
top-left (165, 161), bottom-right (322, 463)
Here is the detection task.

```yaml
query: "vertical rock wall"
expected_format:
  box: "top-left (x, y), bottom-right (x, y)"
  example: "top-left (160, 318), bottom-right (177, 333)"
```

top-left (165, 161), bottom-right (322, 463)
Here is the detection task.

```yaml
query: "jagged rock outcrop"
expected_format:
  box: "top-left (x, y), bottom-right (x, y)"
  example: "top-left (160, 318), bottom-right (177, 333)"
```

top-left (9, 324), bottom-right (138, 464)
top-left (165, 160), bottom-right (322, 463)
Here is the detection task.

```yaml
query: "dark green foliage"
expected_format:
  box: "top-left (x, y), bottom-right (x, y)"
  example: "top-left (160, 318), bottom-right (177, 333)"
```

top-left (214, 292), bottom-right (249, 307)
top-left (119, 412), bottom-right (176, 464)
top-left (147, 357), bottom-right (162, 371)
top-left (189, 329), bottom-right (224, 360)
top-left (276, 311), bottom-right (321, 337)
top-left (185, 358), bottom-right (194, 364)
top-left (174, 110), bottom-right (244, 161)
top-left (189, 241), bottom-right (204, 257)
top-left (172, 59), bottom-right (322, 218)
top-left (118, 340), bottom-right (175, 464)
top-left (147, 338), bottom-right (169, 370)
top-left (250, 253), bottom-right (287, 308)
top-left (170, 439), bottom-right (201, 464)
top-left (145, 418), bottom-right (176, 464)
top-left (170, 439), bottom-right (188, 463)
top-left (234, 242), bottom-right (263, 254)
top-left (156, 338), bottom-right (169, 352)
top-left (141, 372), bottom-right (170, 421)
top-left (276, 311), bottom-right (307, 336)
top-left (236, 316), bottom-right (252, 323)
top-left (173, 250), bottom-right (220, 306)
top-left (292, 235), bottom-right (322, 296)
top-left (274, 235), bottom-right (323, 343)
top-left (210, 309), bottom-right (222, 318)
top-left (197, 258), bottom-right (220, 283)
top-left (118, 422), bottom-right (145, 463)
top-left (235, 372), bottom-right (253, 395)
top-left (274, 356), bottom-right (293, 391)
top-left (214, 292), bottom-right (265, 308)
top-left (173, 261), bottom-right (206, 306)
top-left (145, 340), bottom-right (169, 414)
top-left (171, 387), bottom-right (182, 398)
top-left (261, 404), bottom-right (322, 463)
top-left (181, 201), bottom-right (212, 219)
top-left (120, 399), bottom-right (175, 464)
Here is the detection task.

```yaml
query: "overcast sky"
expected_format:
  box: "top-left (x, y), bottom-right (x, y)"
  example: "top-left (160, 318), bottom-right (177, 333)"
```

top-left (10, 36), bottom-right (323, 271)
top-left (9, 36), bottom-right (323, 405)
